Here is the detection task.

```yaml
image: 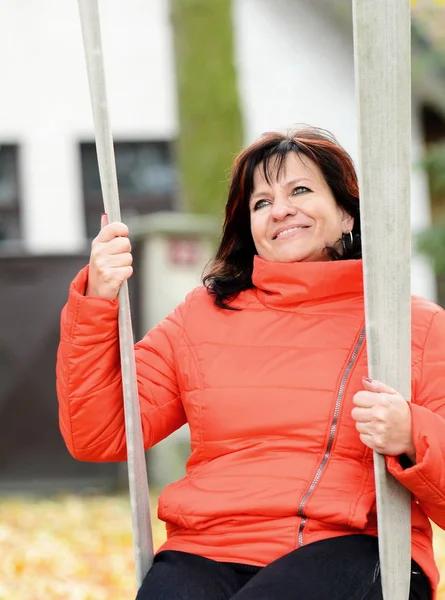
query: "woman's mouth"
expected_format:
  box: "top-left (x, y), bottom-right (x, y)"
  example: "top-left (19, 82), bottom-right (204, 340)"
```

top-left (273, 226), bottom-right (311, 240)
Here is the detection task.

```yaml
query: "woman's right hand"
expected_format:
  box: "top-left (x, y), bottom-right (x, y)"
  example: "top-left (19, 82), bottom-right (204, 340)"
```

top-left (86, 213), bottom-right (133, 300)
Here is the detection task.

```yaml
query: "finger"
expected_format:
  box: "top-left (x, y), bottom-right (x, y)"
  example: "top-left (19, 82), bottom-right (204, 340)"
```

top-left (101, 236), bottom-right (132, 255)
top-left (101, 212), bottom-right (109, 229)
top-left (97, 222), bottom-right (130, 243)
top-left (355, 421), bottom-right (372, 434)
top-left (98, 266), bottom-right (133, 289)
top-left (360, 433), bottom-right (386, 454)
top-left (107, 252), bottom-right (133, 268)
top-left (352, 391), bottom-right (376, 408)
top-left (362, 377), bottom-right (398, 395)
top-left (351, 406), bottom-right (373, 423)
top-left (114, 265), bottom-right (133, 282)
top-left (359, 432), bottom-right (376, 450)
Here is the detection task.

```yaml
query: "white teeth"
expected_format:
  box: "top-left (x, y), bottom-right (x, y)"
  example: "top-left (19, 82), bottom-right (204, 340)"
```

top-left (275, 226), bottom-right (307, 239)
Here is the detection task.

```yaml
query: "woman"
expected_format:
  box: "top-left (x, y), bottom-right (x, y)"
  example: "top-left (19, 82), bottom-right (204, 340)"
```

top-left (56, 128), bottom-right (444, 600)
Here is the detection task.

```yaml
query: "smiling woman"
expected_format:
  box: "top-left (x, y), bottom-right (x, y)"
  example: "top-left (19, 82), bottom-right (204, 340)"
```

top-left (57, 125), bottom-right (445, 600)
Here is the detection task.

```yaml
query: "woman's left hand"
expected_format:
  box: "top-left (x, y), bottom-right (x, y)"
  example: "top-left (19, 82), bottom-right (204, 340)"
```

top-left (352, 377), bottom-right (415, 462)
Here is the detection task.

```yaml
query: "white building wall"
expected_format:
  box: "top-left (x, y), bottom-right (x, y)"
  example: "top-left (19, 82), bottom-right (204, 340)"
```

top-left (233, 0), bottom-right (357, 153)
top-left (0, 0), bottom-right (178, 253)
top-left (233, 0), bottom-right (437, 301)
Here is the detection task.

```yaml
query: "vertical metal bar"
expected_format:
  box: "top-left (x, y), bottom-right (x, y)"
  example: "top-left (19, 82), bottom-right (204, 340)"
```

top-left (77, 0), bottom-right (154, 586)
top-left (352, 2), bottom-right (412, 599)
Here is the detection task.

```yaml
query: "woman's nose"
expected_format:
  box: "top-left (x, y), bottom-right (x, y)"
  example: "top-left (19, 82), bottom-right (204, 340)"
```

top-left (270, 195), bottom-right (297, 220)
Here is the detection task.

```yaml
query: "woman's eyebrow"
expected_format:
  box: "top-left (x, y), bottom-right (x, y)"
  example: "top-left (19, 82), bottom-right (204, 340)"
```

top-left (250, 189), bottom-right (271, 201)
top-left (283, 177), bottom-right (313, 187)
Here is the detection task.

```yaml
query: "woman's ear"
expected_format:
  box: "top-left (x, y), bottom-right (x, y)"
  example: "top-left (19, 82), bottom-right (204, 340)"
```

top-left (341, 211), bottom-right (354, 234)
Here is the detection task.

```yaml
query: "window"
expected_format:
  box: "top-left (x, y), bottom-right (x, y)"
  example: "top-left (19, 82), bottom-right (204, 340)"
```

top-left (80, 141), bottom-right (177, 239)
top-left (0, 145), bottom-right (21, 243)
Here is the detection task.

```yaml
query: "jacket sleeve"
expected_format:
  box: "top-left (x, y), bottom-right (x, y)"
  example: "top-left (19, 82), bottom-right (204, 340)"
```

top-left (56, 266), bottom-right (187, 462)
top-left (385, 308), bottom-right (445, 529)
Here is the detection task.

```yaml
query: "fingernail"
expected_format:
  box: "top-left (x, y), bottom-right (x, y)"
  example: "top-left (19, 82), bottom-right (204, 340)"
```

top-left (363, 377), bottom-right (373, 383)
top-left (101, 212), bottom-right (107, 217)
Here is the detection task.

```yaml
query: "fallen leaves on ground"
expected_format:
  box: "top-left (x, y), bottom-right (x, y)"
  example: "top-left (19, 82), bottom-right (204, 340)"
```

top-left (0, 494), bottom-right (165, 600)
top-left (0, 494), bottom-right (444, 599)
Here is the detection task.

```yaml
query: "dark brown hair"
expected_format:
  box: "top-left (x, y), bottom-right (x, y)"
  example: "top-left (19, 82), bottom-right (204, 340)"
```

top-left (203, 127), bottom-right (361, 309)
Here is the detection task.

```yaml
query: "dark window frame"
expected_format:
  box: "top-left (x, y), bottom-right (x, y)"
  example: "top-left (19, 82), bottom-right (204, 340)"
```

top-left (79, 140), bottom-right (177, 239)
top-left (0, 144), bottom-right (22, 245)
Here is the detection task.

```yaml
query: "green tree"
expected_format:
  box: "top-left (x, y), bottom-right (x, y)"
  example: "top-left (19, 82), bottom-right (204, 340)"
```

top-left (171, 0), bottom-right (243, 217)
top-left (417, 142), bottom-right (445, 275)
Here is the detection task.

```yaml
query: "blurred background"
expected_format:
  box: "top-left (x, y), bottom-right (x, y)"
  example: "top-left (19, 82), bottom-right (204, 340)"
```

top-left (1, 0), bottom-right (445, 598)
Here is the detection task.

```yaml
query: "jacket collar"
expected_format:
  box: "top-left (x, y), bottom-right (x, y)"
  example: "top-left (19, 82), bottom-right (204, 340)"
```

top-left (252, 256), bottom-right (364, 310)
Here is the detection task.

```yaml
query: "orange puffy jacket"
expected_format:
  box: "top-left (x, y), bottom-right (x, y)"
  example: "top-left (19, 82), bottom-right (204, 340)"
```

top-left (57, 257), bottom-right (445, 598)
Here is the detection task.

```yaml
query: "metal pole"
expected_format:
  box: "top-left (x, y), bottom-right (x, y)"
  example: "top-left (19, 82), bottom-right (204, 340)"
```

top-left (352, 1), bottom-right (412, 599)
top-left (77, 0), bottom-right (154, 586)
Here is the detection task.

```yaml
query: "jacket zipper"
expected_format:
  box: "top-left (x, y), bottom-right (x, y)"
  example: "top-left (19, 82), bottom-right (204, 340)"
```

top-left (296, 327), bottom-right (366, 547)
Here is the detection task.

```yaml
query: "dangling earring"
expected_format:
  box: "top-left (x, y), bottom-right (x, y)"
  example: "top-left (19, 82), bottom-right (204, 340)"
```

top-left (342, 231), bottom-right (353, 253)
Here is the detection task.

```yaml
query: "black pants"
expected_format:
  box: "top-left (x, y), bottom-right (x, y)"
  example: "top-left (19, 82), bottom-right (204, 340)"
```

top-left (136, 534), bottom-right (431, 600)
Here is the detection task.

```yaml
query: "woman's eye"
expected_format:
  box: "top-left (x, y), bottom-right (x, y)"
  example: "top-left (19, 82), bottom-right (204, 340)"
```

top-left (253, 199), bottom-right (270, 211)
top-left (292, 186), bottom-right (311, 195)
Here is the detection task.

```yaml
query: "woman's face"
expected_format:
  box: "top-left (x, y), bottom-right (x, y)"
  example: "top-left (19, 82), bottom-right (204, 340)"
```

top-left (249, 152), bottom-right (354, 263)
